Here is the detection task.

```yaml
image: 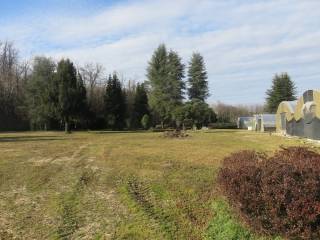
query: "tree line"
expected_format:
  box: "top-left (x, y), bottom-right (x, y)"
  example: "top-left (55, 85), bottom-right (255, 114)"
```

top-left (0, 41), bottom-right (215, 132)
top-left (0, 40), bottom-right (297, 132)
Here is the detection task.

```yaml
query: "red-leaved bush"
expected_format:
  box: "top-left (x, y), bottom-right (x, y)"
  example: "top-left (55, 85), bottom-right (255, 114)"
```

top-left (218, 147), bottom-right (320, 239)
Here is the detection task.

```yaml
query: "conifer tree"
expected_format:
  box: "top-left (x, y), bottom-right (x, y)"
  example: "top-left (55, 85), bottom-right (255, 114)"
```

top-left (54, 59), bottom-right (80, 133)
top-left (124, 80), bottom-right (136, 129)
top-left (104, 73), bottom-right (126, 130)
top-left (167, 50), bottom-right (185, 104)
top-left (133, 83), bottom-right (149, 128)
top-left (146, 44), bottom-right (168, 127)
top-left (73, 72), bottom-right (88, 127)
top-left (187, 53), bottom-right (209, 101)
top-left (146, 44), bottom-right (185, 127)
top-left (266, 73), bottom-right (297, 113)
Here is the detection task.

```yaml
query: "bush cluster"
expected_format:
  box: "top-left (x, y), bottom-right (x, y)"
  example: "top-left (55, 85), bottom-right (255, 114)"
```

top-left (163, 130), bottom-right (189, 138)
top-left (218, 147), bottom-right (320, 239)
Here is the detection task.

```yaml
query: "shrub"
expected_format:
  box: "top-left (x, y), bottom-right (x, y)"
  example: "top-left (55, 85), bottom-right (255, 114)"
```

top-left (163, 130), bottom-right (189, 138)
top-left (141, 114), bottom-right (150, 129)
top-left (217, 147), bottom-right (320, 239)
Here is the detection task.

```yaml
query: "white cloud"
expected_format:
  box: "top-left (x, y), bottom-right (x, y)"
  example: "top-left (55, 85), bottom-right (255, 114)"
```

top-left (1, 0), bottom-right (320, 104)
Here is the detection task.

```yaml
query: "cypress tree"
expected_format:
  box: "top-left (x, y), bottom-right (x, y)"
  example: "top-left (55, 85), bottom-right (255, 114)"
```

top-left (187, 53), bottom-right (209, 101)
top-left (266, 73), bottom-right (297, 113)
top-left (104, 73), bottom-right (126, 130)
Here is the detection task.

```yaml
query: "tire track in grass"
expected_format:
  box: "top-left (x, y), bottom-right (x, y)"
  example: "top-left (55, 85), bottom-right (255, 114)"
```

top-left (125, 176), bottom-right (183, 240)
top-left (55, 169), bottom-right (95, 239)
top-left (123, 162), bottom-right (216, 240)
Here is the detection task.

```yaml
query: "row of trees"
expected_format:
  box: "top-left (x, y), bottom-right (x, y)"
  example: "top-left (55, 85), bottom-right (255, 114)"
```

top-left (146, 45), bottom-right (298, 127)
top-left (213, 102), bottom-right (264, 123)
top-left (0, 40), bottom-right (298, 132)
top-left (28, 57), bottom-right (152, 132)
top-left (0, 41), bottom-right (215, 132)
top-left (0, 41), bottom-right (151, 132)
top-left (147, 44), bottom-right (215, 129)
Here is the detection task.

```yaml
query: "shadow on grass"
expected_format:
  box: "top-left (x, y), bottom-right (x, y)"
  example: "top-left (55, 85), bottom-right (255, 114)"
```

top-left (204, 130), bottom-right (239, 134)
top-left (0, 135), bottom-right (67, 142)
top-left (93, 130), bottom-right (148, 134)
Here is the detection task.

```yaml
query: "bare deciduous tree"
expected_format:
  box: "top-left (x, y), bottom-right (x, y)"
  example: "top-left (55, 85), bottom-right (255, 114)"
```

top-left (212, 101), bottom-right (265, 123)
top-left (0, 41), bottom-right (19, 100)
top-left (80, 63), bottom-right (104, 99)
top-left (79, 63), bottom-right (105, 118)
top-left (0, 41), bottom-right (29, 130)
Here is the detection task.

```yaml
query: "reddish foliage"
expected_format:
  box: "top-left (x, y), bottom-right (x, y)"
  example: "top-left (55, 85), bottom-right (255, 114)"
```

top-left (218, 147), bottom-right (320, 239)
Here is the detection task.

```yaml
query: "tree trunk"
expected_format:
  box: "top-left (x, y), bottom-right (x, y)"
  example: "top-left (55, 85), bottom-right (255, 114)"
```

top-left (65, 121), bottom-right (70, 134)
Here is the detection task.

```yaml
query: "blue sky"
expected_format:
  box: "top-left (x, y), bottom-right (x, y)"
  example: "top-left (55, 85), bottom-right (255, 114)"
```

top-left (1, 0), bottom-right (320, 105)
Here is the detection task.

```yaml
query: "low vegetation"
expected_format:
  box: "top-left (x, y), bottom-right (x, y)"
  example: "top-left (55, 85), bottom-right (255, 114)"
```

top-left (162, 129), bottom-right (189, 138)
top-left (218, 147), bottom-right (320, 239)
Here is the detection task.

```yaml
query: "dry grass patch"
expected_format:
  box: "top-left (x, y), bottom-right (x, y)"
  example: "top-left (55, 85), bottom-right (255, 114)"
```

top-left (0, 130), bottom-right (308, 239)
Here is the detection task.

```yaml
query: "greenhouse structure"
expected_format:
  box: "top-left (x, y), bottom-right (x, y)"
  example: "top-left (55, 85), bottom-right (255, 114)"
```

top-left (237, 117), bottom-right (253, 129)
top-left (276, 90), bottom-right (320, 140)
top-left (251, 114), bottom-right (276, 132)
top-left (275, 101), bottom-right (296, 135)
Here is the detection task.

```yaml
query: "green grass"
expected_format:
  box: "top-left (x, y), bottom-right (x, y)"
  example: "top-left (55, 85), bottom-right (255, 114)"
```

top-left (206, 198), bottom-right (282, 240)
top-left (0, 130), bottom-right (310, 239)
top-left (206, 199), bottom-right (254, 240)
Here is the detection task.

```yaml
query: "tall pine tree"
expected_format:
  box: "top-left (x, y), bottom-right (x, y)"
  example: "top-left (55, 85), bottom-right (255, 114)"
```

top-left (167, 50), bottom-right (185, 103)
top-left (146, 44), bottom-right (168, 127)
top-left (266, 73), bottom-right (297, 113)
top-left (54, 59), bottom-right (83, 133)
top-left (187, 53), bottom-right (209, 101)
top-left (146, 44), bottom-right (185, 127)
top-left (104, 73), bottom-right (126, 130)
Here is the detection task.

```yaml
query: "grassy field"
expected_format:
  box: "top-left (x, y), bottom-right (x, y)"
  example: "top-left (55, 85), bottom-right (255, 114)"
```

top-left (0, 130), bottom-right (307, 239)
